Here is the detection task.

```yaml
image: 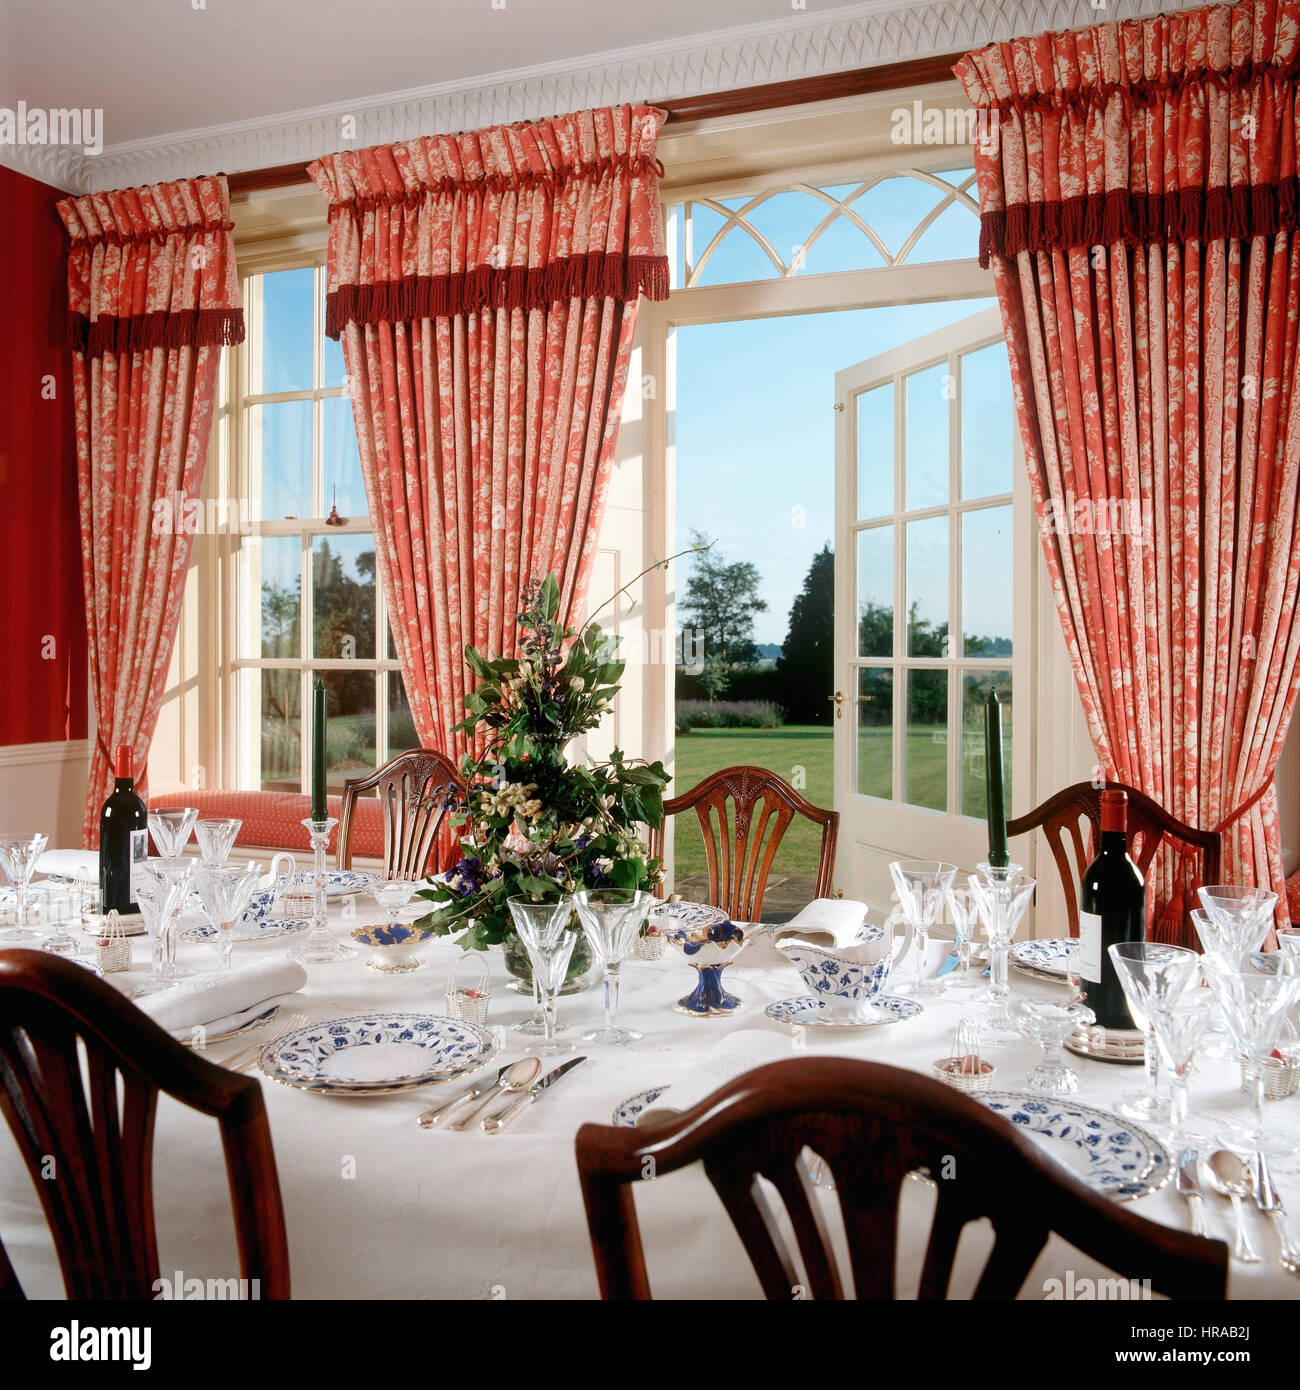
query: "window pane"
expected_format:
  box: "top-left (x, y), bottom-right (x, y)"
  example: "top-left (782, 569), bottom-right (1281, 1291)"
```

top-left (905, 668), bottom-right (947, 811)
top-left (312, 534), bottom-right (376, 660)
top-left (856, 525), bottom-right (893, 657)
top-left (253, 268), bottom-right (314, 394)
top-left (905, 200), bottom-right (981, 264)
top-left (855, 666), bottom-right (892, 799)
top-left (856, 383), bottom-right (893, 520)
top-left (746, 189), bottom-right (830, 273)
top-left (856, 176), bottom-right (944, 260)
top-left (250, 400), bottom-right (313, 520)
top-left (905, 515), bottom-right (948, 657)
top-left (961, 340), bottom-right (1013, 499)
top-left (256, 536), bottom-right (301, 659)
top-left (691, 202), bottom-right (780, 286)
top-left (905, 362), bottom-right (949, 509)
top-left (799, 207), bottom-right (886, 275)
top-left (961, 670), bottom-right (1012, 819)
top-left (324, 397), bottom-right (367, 518)
top-left (260, 669), bottom-right (301, 793)
top-left (387, 618), bottom-right (398, 663)
top-left (316, 669), bottom-right (376, 791)
top-left (324, 334), bottom-right (348, 389)
top-left (386, 670), bottom-right (418, 762)
top-left (962, 506), bottom-right (1013, 656)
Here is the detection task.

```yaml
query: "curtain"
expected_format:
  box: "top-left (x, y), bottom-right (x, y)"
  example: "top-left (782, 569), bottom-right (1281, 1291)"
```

top-left (58, 176), bottom-right (243, 846)
top-left (957, 0), bottom-right (1300, 941)
top-left (308, 105), bottom-right (669, 764)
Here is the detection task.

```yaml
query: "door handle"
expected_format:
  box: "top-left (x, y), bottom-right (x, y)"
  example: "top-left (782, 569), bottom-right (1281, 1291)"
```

top-left (828, 691), bottom-right (844, 720)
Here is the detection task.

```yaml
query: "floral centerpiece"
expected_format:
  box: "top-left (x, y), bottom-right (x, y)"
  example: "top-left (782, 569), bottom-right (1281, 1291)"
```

top-left (415, 573), bottom-right (670, 971)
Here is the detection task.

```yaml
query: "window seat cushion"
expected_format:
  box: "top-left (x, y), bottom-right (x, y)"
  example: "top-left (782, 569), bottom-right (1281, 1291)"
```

top-left (149, 790), bottom-right (383, 861)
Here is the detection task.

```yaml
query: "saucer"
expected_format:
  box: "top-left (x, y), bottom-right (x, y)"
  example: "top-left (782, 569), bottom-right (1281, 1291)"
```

top-left (764, 994), bottom-right (923, 1030)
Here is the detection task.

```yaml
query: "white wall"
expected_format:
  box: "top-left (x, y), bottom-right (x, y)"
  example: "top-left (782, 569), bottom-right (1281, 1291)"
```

top-left (0, 741), bottom-right (91, 849)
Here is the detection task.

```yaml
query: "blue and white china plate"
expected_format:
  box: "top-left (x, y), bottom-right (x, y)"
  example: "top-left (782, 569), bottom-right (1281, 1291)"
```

top-left (258, 1012), bottom-right (500, 1095)
top-left (1010, 938), bottom-right (1073, 979)
top-left (324, 870), bottom-right (379, 896)
top-left (979, 1091), bottom-right (1171, 1200)
top-left (764, 994), bottom-right (923, 1030)
top-left (651, 901), bottom-right (731, 932)
top-left (613, 1085), bottom-right (676, 1128)
top-left (180, 916), bottom-right (310, 944)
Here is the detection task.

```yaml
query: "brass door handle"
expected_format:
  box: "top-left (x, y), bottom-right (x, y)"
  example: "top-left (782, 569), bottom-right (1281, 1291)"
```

top-left (828, 691), bottom-right (844, 720)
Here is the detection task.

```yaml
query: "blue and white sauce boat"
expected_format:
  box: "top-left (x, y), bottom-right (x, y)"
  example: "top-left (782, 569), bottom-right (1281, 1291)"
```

top-left (774, 910), bottom-right (912, 1016)
top-left (658, 902), bottom-right (749, 1018)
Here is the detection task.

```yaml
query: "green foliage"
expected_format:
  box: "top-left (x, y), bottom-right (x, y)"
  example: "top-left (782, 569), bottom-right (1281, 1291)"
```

top-left (777, 543), bottom-right (834, 723)
top-left (680, 528), bottom-right (767, 667)
top-left (675, 700), bottom-right (784, 732)
top-left (416, 574), bottom-right (671, 950)
top-left (697, 656), bottom-right (731, 703)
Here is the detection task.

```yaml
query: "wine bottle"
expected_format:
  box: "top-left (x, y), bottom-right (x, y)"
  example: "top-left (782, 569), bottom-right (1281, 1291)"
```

top-left (99, 745), bottom-right (148, 914)
top-left (1079, 789), bottom-right (1146, 1031)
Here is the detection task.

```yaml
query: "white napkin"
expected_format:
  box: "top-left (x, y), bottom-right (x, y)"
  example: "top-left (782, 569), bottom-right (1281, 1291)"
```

top-left (36, 850), bottom-right (98, 881)
top-left (769, 897), bottom-right (869, 950)
top-left (138, 958), bottom-right (307, 1035)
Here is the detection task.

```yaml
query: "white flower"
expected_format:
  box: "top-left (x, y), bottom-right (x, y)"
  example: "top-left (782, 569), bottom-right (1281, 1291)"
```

top-left (570, 677), bottom-right (585, 692)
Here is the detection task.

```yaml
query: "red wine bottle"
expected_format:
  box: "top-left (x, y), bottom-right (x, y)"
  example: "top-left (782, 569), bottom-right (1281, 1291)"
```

top-left (99, 745), bottom-right (148, 914)
top-left (1079, 789), bottom-right (1146, 1032)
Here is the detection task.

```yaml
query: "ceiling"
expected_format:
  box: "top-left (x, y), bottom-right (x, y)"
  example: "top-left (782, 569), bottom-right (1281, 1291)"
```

top-left (0, 0), bottom-right (834, 149)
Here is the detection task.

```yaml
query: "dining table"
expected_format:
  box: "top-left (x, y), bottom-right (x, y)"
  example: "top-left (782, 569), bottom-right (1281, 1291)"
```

top-left (2, 884), bottom-right (1299, 1301)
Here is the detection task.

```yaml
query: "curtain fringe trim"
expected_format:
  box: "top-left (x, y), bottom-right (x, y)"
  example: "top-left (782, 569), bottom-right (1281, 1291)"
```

top-left (324, 253), bottom-right (669, 336)
top-left (67, 308), bottom-right (246, 357)
top-left (978, 181), bottom-right (1300, 265)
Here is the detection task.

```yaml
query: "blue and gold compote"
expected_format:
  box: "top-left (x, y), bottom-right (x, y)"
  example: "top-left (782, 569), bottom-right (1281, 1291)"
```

top-left (659, 903), bottom-right (749, 1018)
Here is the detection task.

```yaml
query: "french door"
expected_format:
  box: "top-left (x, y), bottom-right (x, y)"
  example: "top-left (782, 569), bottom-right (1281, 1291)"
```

top-left (832, 305), bottom-right (1032, 908)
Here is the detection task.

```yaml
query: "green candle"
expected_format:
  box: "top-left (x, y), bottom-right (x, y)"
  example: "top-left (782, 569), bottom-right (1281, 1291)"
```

top-left (985, 686), bottom-right (1009, 868)
top-left (311, 676), bottom-right (328, 823)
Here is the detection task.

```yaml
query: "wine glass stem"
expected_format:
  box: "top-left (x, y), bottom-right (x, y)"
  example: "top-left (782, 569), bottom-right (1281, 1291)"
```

top-left (958, 939), bottom-right (971, 983)
top-left (1169, 1071), bottom-right (1189, 1131)
top-left (1143, 1024), bottom-right (1161, 1098)
top-left (914, 925), bottom-right (927, 986)
top-left (604, 964), bottom-right (621, 1033)
top-left (541, 985), bottom-right (558, 1046)
top-left (1250, 1062), bottom-right (1267, 1139)
top-left (15, 884), bottom-right (27, 930)
top-left (221, 925), bottom-right (234, 971)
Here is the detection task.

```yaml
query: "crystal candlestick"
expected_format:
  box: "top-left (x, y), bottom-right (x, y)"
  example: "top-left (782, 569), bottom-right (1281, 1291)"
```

top-left (288, 818), bottom-right (354, 964)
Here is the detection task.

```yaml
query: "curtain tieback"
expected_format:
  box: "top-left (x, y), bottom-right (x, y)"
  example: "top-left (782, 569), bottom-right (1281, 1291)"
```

top-left (1161, 779), bottom-right (1275, 860)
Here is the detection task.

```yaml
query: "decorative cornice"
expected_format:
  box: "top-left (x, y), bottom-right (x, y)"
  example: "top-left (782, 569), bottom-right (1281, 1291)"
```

top-left (7, 0), bottom-right (1207, 195)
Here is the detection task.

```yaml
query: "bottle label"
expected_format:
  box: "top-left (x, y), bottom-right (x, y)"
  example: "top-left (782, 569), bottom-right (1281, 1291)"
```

top-left (1078, 910), bottom-right (1103, 983)
top-left (128, 830), bottom-right (148, 900)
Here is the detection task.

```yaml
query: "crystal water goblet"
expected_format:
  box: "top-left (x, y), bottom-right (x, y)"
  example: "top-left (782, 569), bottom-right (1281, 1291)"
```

top-left (148, 808), bottom-right (197, 860)
top-left (194, 818), bottom-right (242, 867)
top-left (968, 864), bottom-right (1036, 1044)
top-left (372, 877), bottom-right (419, 926)
top-left (131, 865), bottom-right (197, 996)
top-left (889, 860), bottom-right (957, 997)
top-left (944, 880), bottom-right (983, 993)
top-left (194, 862), bottom-right (264, 971)
top-left (1108, 941), bottom-right (1200, 1126)
top-left (1146, 980), bottom-right (1214, 1145)
top-left (39, 877), bottom-right (92, 958)
top-left (1015, 998), bottom-right (1096, 1094)
top-left (1202, 950), bottom-right (1300, 1161)
top-left (0, 832), bottom-right (49, 944)
top-left (574, 889), bottom-right (652, 1045)
top-left (507, 897), bottom-right (577, 1056)
top-left (1188, 909), bottom-right (1244, 1060)
top-left (1197, 886), bottom-right (1276, 961)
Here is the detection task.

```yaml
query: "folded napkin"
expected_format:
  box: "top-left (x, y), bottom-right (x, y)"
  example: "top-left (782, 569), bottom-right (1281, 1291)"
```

top-left (138, 957), bottom-right (307, 1036)
top-left (36, 850), bottom-right (99, 881)
top-left (769, 898), bottom-right (870, 950)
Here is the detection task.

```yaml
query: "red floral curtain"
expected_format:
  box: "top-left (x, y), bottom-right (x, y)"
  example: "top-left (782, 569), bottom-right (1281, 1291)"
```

top-left (308, 105), bottom-right (669, 763)
top-left (957, 0), bottom-right (1300, 941)
top-left (58, 176), bottom-right (243, 845)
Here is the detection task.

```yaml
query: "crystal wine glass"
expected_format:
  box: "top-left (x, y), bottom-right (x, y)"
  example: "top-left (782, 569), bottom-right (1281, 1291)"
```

top-left (944, 880), bottom-right (983, 993)
top-left (0, 832), bottom-right (49, 944)
top-left (139, 858), bottom-right (196, 983)
top-left (149, 808), bottom-right (198, 860)
top-left (1197, 885), bottom-right (1276, 961)
top-left (507, 896), bottom-right (577, 1056)
top-left (40, 876), bottom-right (93, 959)
top-left (1108, 941), bottom-right (1200, 1126)
top-left (194, 818), bottom-right (243, 867)
top-left (1146, 979), bottom-right (1214, 1145)
top-left (371, 877), bottom-right (419, 927)
top-left (574, 889), bottom-right (652, 1045)
top-left (1187, 909), bottom-right (1238, 1060)
top-left (1015, 997), bottom-right (1096, 1093)
top-left (1201, 950), bottom-right (1300, 1161)
top-left (194, 862), bottom-right (264, 971)
top-left (131, 864), bottom-right (197, 996)
top-left (968, 864), bottom-right (1036, 1044)
top-left (889, 860), bottom-right (957, 997)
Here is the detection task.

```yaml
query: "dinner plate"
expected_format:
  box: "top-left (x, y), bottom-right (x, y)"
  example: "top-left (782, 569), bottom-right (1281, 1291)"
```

top-left (258, 1012), bottom-right (499, 1095)
top-left (179, 916), bottom-right (310, 944)
top-left (1010, 938), bottom-right (1073, 978)
top-left (764, 994), bottom-right (923, 1030)
top-left (323, 870), bottom-right (381, 896)
top-left (979, 1091), bottom-right (1171, 1200)
top-left (613, 1085), bottom-right (676, 1128)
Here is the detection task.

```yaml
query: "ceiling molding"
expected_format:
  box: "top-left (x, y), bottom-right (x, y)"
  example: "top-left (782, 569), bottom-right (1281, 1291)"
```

top-left (7, 0), bottom-right (1203, 195)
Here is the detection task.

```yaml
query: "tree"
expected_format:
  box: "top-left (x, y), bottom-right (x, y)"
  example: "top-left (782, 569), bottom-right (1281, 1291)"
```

top-left (777, 544), bottom-right (834, 723)
top-left (680, 528), bottom-right (767, 667)
top-left (698, 657), bottom-right (731, 704)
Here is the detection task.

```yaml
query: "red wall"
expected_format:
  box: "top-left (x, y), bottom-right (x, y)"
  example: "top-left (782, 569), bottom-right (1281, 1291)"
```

top-left (0, 163), bottom-right (86, 744)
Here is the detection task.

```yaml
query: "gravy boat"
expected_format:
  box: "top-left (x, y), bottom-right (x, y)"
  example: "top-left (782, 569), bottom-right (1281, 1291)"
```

top-left (236, 852), bottom-right (298, 926)
top-left (775, 911), bottom-right (912, 1011)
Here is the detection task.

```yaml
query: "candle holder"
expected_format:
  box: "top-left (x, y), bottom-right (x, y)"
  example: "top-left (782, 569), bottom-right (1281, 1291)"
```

top-left (288, 818), bottom-right (355, 964)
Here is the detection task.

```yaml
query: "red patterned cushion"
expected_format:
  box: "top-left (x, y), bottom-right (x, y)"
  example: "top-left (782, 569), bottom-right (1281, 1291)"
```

top-left (150, 790), bottom-right (384, 860)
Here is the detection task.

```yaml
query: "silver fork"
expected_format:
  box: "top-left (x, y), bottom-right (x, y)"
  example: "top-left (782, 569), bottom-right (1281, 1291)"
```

top-left (221, 1009), bottom-right (308, 1074)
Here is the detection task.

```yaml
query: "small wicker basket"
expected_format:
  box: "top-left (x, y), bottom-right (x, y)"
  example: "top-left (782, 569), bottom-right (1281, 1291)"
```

top-left (94, 909), bottom-right (132, 974)
top-left (933, 1019), bottom-right (996, 1093)
top-left (1241, 1022), bottom-right (1300, 1101)
top-left (634, 925), bottom-right (667, 961)
top-left (446, 951), bottom-right (490, 1025)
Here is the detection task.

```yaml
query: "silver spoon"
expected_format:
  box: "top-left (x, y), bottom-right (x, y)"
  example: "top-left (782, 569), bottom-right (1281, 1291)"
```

top-left (1207, 1150), bottom-right (1261, 1264)
top-left (447, 1057), bottom-right (541, 1132)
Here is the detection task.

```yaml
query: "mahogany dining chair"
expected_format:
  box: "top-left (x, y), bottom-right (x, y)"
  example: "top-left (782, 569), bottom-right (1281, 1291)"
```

top-left (338, 748), bottom-right (465, 880)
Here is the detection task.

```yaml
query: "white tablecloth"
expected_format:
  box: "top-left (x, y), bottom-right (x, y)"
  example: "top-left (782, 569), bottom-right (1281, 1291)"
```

top-left (3, 904), bottom-right (1299, 1300)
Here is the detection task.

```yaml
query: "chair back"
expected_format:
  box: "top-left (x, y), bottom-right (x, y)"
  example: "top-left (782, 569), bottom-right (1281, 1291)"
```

top-left (339, 748), bottom-right (464, 880)
top-left (575, 1057), bottom-right (1227, 1300)
top-left (1006, 780), bottom-right (1221, 939)
top-left (647, 765), bottom-right (838, 921)
top-left (0, 950), bottom-right (289, 1300)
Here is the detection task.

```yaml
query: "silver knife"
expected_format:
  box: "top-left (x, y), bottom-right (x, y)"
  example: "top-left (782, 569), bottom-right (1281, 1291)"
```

top-left (417, 1064), bottom-right (512, 1129)
top-left (1177, 1149), bottom-right (1208, 1237)
top-left (1254, 1150), bottom-right (1300, 1275)
top-left (481, 1056), bottom-right (586, 1133)
top-left (936, 951), bottom-right (961, 977)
